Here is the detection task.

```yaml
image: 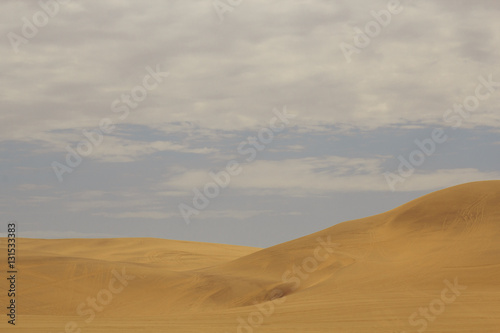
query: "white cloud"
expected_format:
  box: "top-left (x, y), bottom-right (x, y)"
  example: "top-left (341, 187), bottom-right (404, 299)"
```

top-left (163, 156), bottom-right (500, 194)
top-left (394, 169), bottom-right (500, 192)
top-left (1, 0), bottom-right (499, 245)
top-left (2, 0), bottom-right (500, 152)
top-left (88, 137), bottom-right (217, 163)
top-left (16, 184), bottom-right (52, 191)
top-left (198, 209), bottom-right (302, 220)
top-left (93, 210), bottom-right (178, 220)
top-left (268, 144), bottom-right (305, 152)
top-left (14, 230), bottom-right (120, 239)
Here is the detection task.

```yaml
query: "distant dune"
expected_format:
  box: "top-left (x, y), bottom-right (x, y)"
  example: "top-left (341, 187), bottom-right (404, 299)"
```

top-left (1, 180), bottom-right (499, 332)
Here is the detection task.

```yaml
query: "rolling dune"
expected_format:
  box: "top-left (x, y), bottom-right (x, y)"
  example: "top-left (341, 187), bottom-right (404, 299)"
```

top-left (1, 180), bottom-right (499, 332)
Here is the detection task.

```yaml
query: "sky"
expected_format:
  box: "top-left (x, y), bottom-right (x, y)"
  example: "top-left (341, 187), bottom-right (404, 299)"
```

top-left (1, 0), bottom-right (499, 247)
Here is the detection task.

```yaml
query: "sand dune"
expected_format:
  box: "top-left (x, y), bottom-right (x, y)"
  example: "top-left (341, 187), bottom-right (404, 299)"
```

top-left (1, 180), bottom-right (499, 332)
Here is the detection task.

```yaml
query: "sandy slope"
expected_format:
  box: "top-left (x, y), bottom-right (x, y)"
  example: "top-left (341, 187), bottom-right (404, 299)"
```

top-left (1, 180), bottom-right (499, 332)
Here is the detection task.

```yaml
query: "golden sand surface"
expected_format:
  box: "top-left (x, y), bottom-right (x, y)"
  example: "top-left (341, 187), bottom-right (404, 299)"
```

top-left (1, 180), bottom-right (499, 332)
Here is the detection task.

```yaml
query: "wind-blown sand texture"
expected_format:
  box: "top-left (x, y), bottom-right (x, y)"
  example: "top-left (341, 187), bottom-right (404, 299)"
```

top-left (1, 180), bottom-right (499, 332)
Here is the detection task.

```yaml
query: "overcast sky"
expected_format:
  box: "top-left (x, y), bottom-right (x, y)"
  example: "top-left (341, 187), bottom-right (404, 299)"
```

top-left (1, 0), bottom-right (499, 247)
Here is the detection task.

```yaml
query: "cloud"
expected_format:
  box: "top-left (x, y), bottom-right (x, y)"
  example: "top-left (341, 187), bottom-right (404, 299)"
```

top-left (196, 209), bottom-right (302, 220)
top-left (93, 210), bottom-right (178, 220)
top-left (86, 137), bottom-right (218, 163)
top-left (65, 192), bottom-right (156, 213)
top-left (1, 0), bottom-right (499, 245)
top-left (16, 184), bottom-right (52, 191)
top-left (268, 144), bottom-right (305, 152)
top-left (162, 156), bottom-right (386, 195)
top-left (163, 156), bottom-right (500, 195)
top-left (11, 230), bottom-right (120, 239)
top-left (2, 0), bottom-right (500, 155)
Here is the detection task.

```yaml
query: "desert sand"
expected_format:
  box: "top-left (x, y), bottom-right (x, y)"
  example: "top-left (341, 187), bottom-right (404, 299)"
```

top-left (1, 180), bottom-right (499, 332)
